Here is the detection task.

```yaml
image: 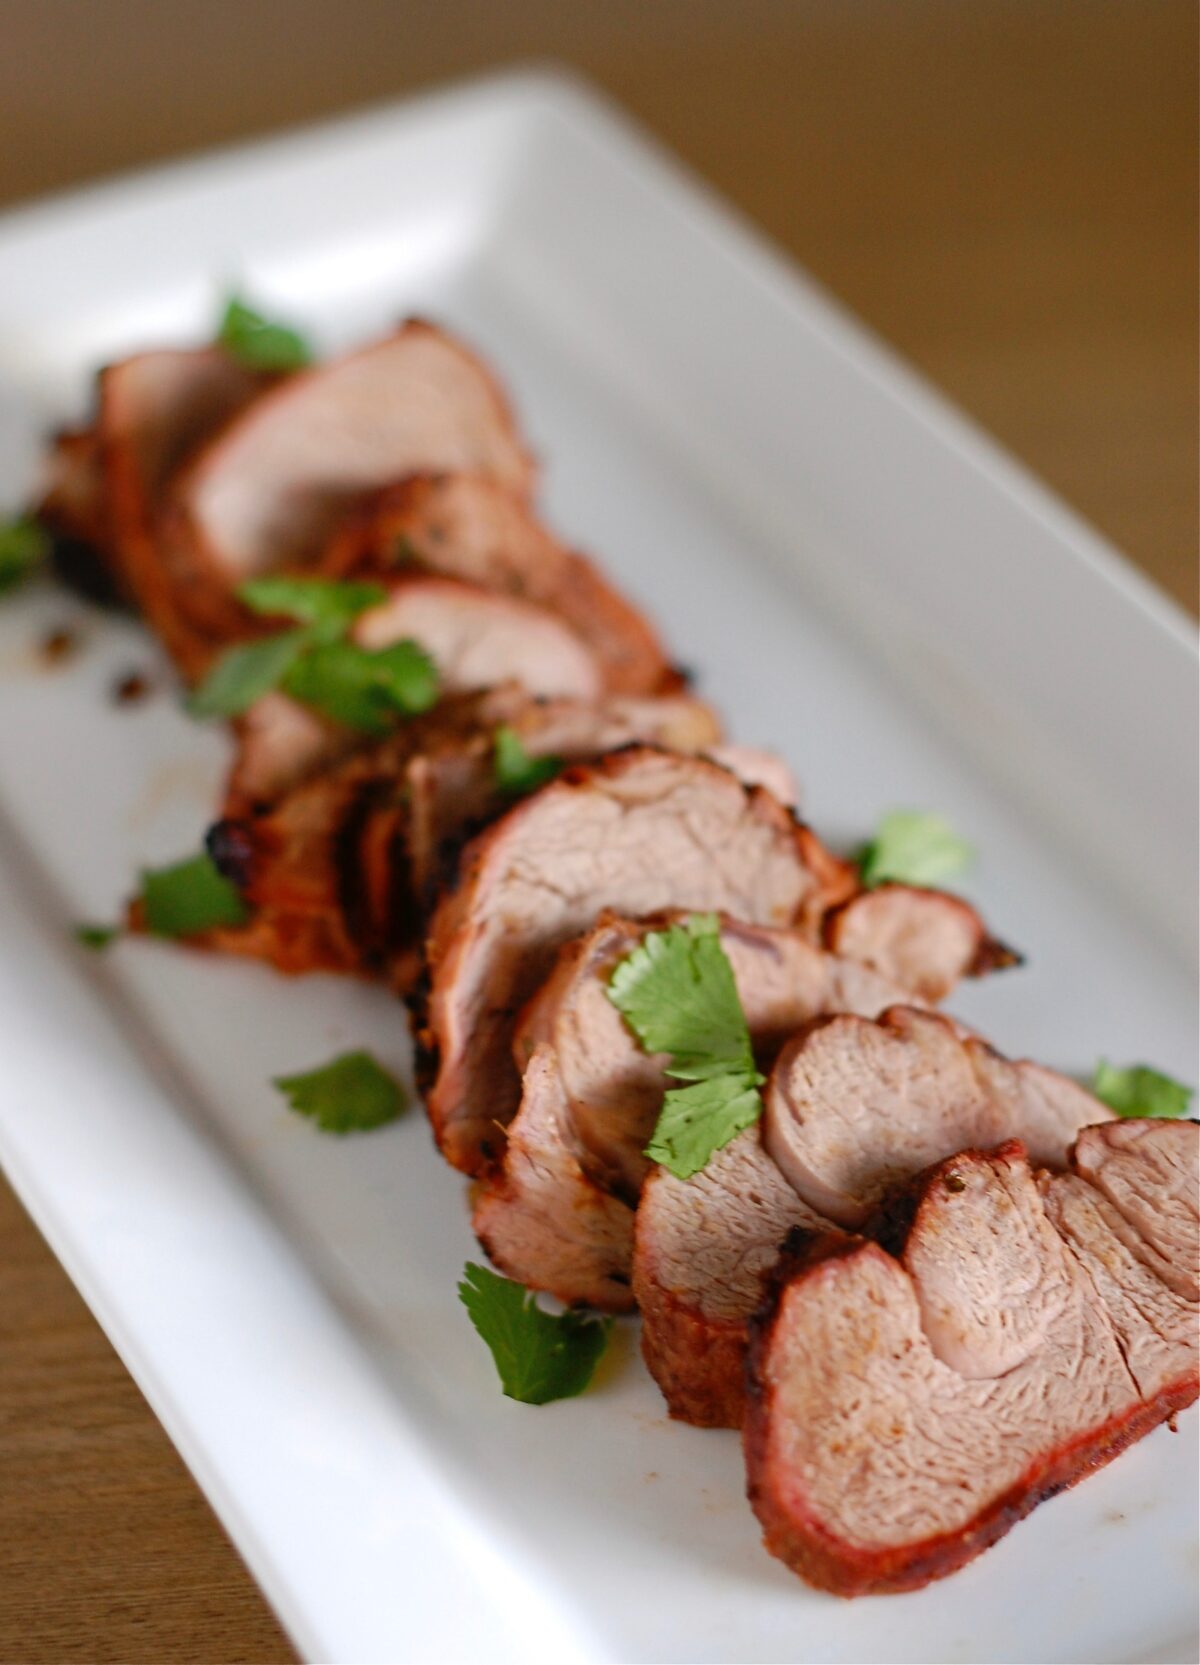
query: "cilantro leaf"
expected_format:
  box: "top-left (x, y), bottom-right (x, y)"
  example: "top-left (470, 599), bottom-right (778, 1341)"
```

top-left (74, 923), bottom-right (119, 950)
top-left (1091, 1060), bottom-right (1194, 1120)
top-left (608, 913), bottom-right (758, 1081)
top-left (607, 913), bottom-right (765, 1179)
top-left (458, 1262), bottom-right (611, 1404)
top-left (493, 725), bottom-right (562, 796)
top-left (238, 576), bottom-right (385, 637)
top-left (186, 627), bottom-right (312, 718)
top-left (857, 809), bottom-right (974, 889)
top-left (140, 852), bottom-right (249, 936)
top-left (280, 638), bottom-right (438, 732)
top-left (273, 1050), bottom-right (405, 1134)
top-left (217, 296), bottom-right (313, 372)
top-left (0, 515), bottom-right (49, 596)
top-left (644, 1074), bottom-right (765, 1180)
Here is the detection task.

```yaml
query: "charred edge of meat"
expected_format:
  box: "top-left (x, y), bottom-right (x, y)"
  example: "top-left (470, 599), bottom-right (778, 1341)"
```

top-left (970, 934), bottom-right (1025, 977)
top-left (43, 524), bottom-right (131, 610)
top-left (206, 817), bottom-right (260, 892)
top-left (332, 776), bottom-right (393, 966)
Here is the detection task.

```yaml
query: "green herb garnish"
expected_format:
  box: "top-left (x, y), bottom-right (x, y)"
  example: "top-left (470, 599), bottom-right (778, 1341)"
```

top-left (607, 912), bottom-right (764, 1180)
top-left (139, 852), bottom-right (249, 936)
top-left (217, 296), bottom-right (313, 373)
top-left (0, 515), bottom-right (49, 596)
top-left (186, 627), bottom-right (312, 718)
top-left (187, 576), bottom-right (436, 728)
top-left (1091, 1061), bottom-right (1194, 1120)
top-left (239, 576), bottom-right (385, 634)
top-left (280, 638), bottom-right (438, 732)
top-left (458, 1262), bottom-right (611, 1404)
top-left (74, 923), bottom-right (119, 950)
top-left (857, 809), bottom-right (973, 889)
top-left (273, 1050), bottom-right (405, 1134)
top-left (493, 726), bottom-right (562, 796)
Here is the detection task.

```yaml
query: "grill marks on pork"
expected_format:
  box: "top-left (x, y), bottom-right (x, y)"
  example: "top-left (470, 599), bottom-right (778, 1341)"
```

top-left (744, 1124), bottom-right (1199, 1597)
top-left (322, 472), bottom-right (679, 696)
top-left (422, 748), bottom-right (857, 1175)
top-left (635, 1006), bottom-right (1111, 1427)
top-left (474, 918), bottom-right (909, 1313)
top-left (158, 322), bottom-right (535, 642)
top-left (764, 1006), bottom-right (1111, 1228)
top-left (208, 693), bottom-right (723, 986)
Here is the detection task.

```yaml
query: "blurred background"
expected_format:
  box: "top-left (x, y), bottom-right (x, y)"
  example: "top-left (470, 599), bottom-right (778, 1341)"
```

top-left (0, 2), bottom-right (1195, 1659)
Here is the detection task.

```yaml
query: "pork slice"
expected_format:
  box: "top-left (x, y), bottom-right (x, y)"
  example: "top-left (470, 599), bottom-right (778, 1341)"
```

top-left (472, 1047), bottom-right (637, 1313)
top-left (97, 347), bottom-right (264, 675)
top-left (824, 883), bottom-right (1019, 1003)
top-left (478, 922), bottom-right (906, 1312)
top-left (352, 574), bottom-right (603, 701)
top-left (519, 914), bottom-right (909, 1203)
top-left (706, 746), bottom-right (798, 809)
top-left (744, 1126), bottom-right (1199, 1597)
top-left (208, 692), bottom-right (724, 985)
top-left (636, 1010), bottom-right (1112, 1427)
top-left (160, 323), bottom-right (534, 637)
top-left (323, 472), bottom-right (678, 695)
top-left (422, 747), bottom-right (856, 1175)
top-left (765, 1006), bottom-right (1111, 1227)
top-left (36, 426), bottom-right (125, 606)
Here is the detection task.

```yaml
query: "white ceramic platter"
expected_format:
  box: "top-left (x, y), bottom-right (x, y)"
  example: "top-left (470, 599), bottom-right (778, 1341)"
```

top-left (0, 71), bottom-right (1195, 1665)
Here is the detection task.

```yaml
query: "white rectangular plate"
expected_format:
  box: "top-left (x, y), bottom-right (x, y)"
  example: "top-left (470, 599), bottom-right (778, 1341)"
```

top-left (0, 71), bottom-right (1195, 1665)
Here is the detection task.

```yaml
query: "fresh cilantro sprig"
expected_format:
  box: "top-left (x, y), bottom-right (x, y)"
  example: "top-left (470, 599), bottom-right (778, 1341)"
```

top-left (458, 1262), bottom-right (611, 1404)
top-left (0, 515), bottom-right (49, 596)
top-left (493, 725), bottom-right (562, 796)
top-left (187, 576), bottom-right (438, 729)
top-left (607, 913), bottom-right (764, 1180)
top-left (74, 923), bottom-right (119, 951)
top-left (139, 852), bottom-right (249, 936)
top-left (1091, 1060), bottom-right (1194, 1120)
top-left (273, 1050), bottom-right (406, 1134)
top-left (217, 295), bottom-right (313, 373)
top-left (857, 809), bottom-right (973, 889)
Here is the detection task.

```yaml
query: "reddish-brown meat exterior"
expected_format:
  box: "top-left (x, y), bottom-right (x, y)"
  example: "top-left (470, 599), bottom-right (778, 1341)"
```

top-left (823, 883), bottom-right (1020, 1003)
top-left (744, 1124), bottom-right (1198, 1597)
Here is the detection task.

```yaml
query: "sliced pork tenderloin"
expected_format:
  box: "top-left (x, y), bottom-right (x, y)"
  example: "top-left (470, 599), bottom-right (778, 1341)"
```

top-left (823, 882), bottom-right (1019, 1003)
top-left (475, 920), bottom-right (907, 1311)
top-left (744, 1124), bottom-right (1198, 1597)
top-left (421, 747), bottom-right (857, 1175)
top-left (208, 692), bottom-right (723, 984)
top-left (322, 471), bottom-right (679, 695)
top-left (636, 1006), bottom-right (1111, 1427)
top-left (158, 321), bottom-right (534, 641)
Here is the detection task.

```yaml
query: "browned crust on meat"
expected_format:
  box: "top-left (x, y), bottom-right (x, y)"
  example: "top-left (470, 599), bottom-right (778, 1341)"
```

top-left (635, 1267), bottom-right (755, 1428)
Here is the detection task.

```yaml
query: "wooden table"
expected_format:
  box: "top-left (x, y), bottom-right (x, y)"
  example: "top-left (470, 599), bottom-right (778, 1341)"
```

top-left (0, 4), bottom-right (1194, 1659)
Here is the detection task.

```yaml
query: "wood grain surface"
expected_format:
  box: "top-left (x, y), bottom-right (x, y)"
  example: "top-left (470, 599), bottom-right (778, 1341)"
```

top-left (0, 3), bottom-right (1194, 1660)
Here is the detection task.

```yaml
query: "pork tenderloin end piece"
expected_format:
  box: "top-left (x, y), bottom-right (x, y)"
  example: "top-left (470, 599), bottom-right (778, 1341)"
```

top-left (744, 1125), bottom-right (1198, 1597)
top-left (422, 746), bottom-right (856, 1175)
top-left (823, 883), bottom-right (1020, 1003)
